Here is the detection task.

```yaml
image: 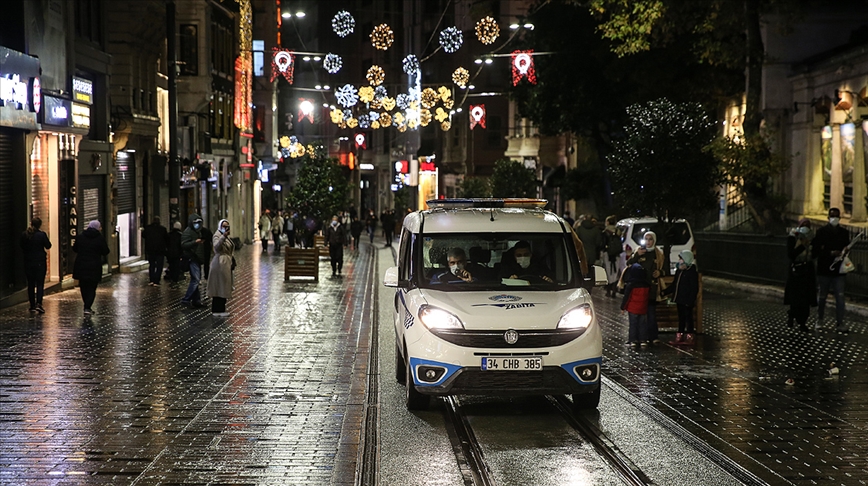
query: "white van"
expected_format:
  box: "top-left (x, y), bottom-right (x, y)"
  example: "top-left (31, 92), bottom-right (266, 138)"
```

top-left (383, 199), bottom-right (607, 411)
top-left (616, 217), bottom-right (695, 275)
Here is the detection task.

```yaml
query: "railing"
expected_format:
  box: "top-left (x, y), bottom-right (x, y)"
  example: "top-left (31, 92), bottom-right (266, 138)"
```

top-left (695, 228), bottom-right (868, 300)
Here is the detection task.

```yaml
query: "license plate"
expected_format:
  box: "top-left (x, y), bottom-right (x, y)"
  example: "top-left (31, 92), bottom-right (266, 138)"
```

top-left (481, 356), bottom-right (542, 371)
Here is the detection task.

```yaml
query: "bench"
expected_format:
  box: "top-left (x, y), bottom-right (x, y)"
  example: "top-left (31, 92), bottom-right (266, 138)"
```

top-left (284, 247), bottom-right (319, 282)
top-left (314, 234), bottom-right (330, 258)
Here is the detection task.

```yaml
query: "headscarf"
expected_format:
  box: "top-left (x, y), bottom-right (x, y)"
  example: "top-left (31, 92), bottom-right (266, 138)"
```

top-left (679, 250), bottom-right (695, 267)
top-left (87, 220), bottom-right (101, 231)
top-left (643, 231), bottom-right (657, 250)
top-left (217, 219), bottom-right (229, 234)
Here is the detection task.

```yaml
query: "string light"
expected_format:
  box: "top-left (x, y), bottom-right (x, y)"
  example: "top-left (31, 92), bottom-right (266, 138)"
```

top-left (402, 54), bottom-right (420, 75)
top-left (374, 86), bottom-right (387, 99)
top-left (475, 17), bottom-right (500, 45)
top-left (380, 112), bottom-right (392, 127)
top-left (439, 26), bottom-right (463, 53)
top-left (435, 107), bottom-right (449, 122)
top-left (366, 65), bottom-right (385, 86)
top-left (370, 23), bottom-right (394, 50)
top-left (332, 11), bottom-right (354, 37)
top-left (421, 88), bottom-right (438, 109)
top-left (323, 53), bottom-right (342, 74)
top-left (347, 117), bottom-right (358, 128)
top-left (382, 97), bottom-right (396, 111)
top-left (336, 84), bottom-right (359, 107)
top-left (358, 86), bottom-right (375, 103)
top-left (358, 114), bottom-right (371, 129)
top-left (420, 109), bottom-right (432, 126)
top-left (330, 108), bottom-right (344, 124)
top-left (452, 67), bottom-right (469, 87)
top-left (438, 86), bottom-right (451, 102)
top-left (441, 120), bottom-right (451, 131)
top-left (396, 93), bottom-right (410, 110)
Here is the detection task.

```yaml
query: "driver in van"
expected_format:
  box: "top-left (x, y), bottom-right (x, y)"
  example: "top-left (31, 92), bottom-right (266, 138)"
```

top-left (499, 240), bottom-right (554, 282)
top-left (431, 247), bottom-right (477, 283)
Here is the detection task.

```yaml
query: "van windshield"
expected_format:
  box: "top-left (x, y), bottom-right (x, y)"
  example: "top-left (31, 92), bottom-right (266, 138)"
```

top-left (416, 233), bottom-right (577, 290)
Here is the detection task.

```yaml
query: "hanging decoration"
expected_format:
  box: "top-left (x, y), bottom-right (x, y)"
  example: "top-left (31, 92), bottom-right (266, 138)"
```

top-left (469, 104), bottom-right (486, 130)
top-left (437, 86), bottom-right (451, 102)
top-left (332, 11), bottom-right (354, 37)
top-left (382, 97), bottom-right (396, 111)
top-left (452, 67), bottom-right (470, 87)
top-left (402, 54), bottom-right (420, 75)
top-left (441, 120), bottom-right (451, 131)
top-left (358, 114), bottom-right (371, 129)
top-left (379, 112), bottom-right (392, 127)
top-left (330, 108), bottom-right (344, 124)
top-left (336, 84), bottom-right (359, 107)
top-left (420, 109), bottom-right (432, 126)
top-left (323, 53), bottom-right (342, 74)
top-left (511, 50), bottom-right (537, 86)
top-left (358, 86), bottom-right (375, 103)
top-left (347, 117), bottom-right (359, 128)
top-left (297, 98), bottom-right (315, 123)
top-left (439, 26), bottom-right (463, 53)
top-left (475, 17), bottom-right (500, 45)
top-left (435, 108), bottom-right (449, 123)
top-left (444, 98), bottom-right (454, 109)
top-left (370, 23), bottom-right (394, 50)
top-left (421, 88), bottom-right (438, 109)
top-left (396, 93), bottom-right (410, 110)
top-left (270, 48), bottom-right (295, 83)
top-left (366, 65), bottom-right (385, 86)
top-left (343, 109), bottom-right (353, 119)
top-left (355, 133), bottom-right (367, 149)
top-left (374, 86), bottom-right (387, 100)
top-left (393, 112), bottom-right (405, 126)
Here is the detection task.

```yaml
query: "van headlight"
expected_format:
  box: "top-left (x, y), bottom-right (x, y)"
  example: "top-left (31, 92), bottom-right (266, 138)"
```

top-left (557, 304), bottom-right (593, 330)
top-left (419, 305), bottom-right (465, 330)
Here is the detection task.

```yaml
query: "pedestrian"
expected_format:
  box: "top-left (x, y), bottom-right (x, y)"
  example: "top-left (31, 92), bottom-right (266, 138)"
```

top-left (324, 214), bottom-right (347, 276)
top-left (663, 250), bottom-right (700, 345)
top-left (382, 209), bottom-right (395, 247)
top-left (142, 216), bottom-right (168, 286)
top-left (271, 210), bottom-right (284, 253)
top-left (166, 221), bottom-right (183, 283)
top-left (625, 230), bottom-right (665, 344)
top-left (20, 217), bottom-right (52, 314)
top-left (620, 263), bottom-right (650, 347)
top-left (180, 214), bottom-right (207, 308)
top-left (207, 219), bottom-right (235, 317)
top-left (782, 219), bottom-right (818, 332)
top-left (575, 214), bottom-right (604, 266)
top-left (283, 210), bottom-right (295, 248)
top-left (350, 216), bottom-right (364, 251)
top-left (562, 211), bottom-right (575, 227)
top-left (258, 209), bottom-right (272, 252)
top-left (72, 220), bottom-right (110, 317)
top-left (812, 208), bottom-right (851, 333)
top-left (602, 215), bottom-right (625, 297)
top-left (366, 210), bottom-right (377, 244)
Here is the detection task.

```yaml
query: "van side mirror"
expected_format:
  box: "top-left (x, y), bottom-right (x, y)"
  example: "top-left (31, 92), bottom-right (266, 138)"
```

top-left (582, 265), bottom-right (608, 290)
top-left (383, 266), bottom-right (409, 288)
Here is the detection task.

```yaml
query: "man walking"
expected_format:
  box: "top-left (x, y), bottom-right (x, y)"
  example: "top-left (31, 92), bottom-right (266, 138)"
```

top-left (181, 214), bottom-right (207, 308)
top-left (812, 207), bottom-right (851, 333)
top-left (258, 209), bottom-right (272, 253)
top-left (324, 215), bottom-right (347, 276)
top-left (142, 216), bottom-right (168, 286)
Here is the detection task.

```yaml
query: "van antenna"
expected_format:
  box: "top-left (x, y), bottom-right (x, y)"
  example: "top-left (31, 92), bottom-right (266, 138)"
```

top-left (490, 207), bottom-right (495, 222)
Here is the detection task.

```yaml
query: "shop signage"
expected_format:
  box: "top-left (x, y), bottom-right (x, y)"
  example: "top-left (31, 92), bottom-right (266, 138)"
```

top-left (42, 95), bottom-right (72, 127)
top-left (0, 74), bottom-right (29, 110)
top-left (72, 103), bottom-right (90, 129)
top-left (72, 77), bottom-right (93, 105)
top-left (0, 46), bottom-right (41, 129)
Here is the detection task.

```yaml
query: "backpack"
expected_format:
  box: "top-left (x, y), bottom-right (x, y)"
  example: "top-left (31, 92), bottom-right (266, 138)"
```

top-left (606, 230), bottom-right (623, 258)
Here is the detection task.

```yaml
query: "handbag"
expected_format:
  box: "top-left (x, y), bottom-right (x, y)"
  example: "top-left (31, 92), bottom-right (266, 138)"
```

top-left (839, 255), bottom-right (855, 274)
top-left (231, 256), bottom-right (237, 271)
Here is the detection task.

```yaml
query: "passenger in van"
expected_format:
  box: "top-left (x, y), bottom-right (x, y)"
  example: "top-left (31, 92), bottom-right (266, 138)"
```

top-left (431, 247), bottom-right (477, 283)
top-left (499, 240), bottom-right (554, 283)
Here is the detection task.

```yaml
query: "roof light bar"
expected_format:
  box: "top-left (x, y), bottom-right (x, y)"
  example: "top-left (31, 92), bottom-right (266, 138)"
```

top-left (426, 198), bottom-right (548, 209)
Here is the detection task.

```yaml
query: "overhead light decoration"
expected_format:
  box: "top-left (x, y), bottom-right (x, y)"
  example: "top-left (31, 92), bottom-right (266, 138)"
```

top-left (374, 85), bottom-right (387, 100)
top-left (358, 86), bottom-right (375, 103)
top-left (393, 112), bottom-right (405, 126)
top-left (421, 88), bottom-right (438, 109)
top-left (379, 112), bottom-right (392, 127)
top-left (452, 67), bottom-right (470, 87)
top-left (358, 114), bottom-right (371, 129)
top-left (396, 93), bottom-right (411, 110)
top-left (439, 26), bottom-right (463, 53)
top-left (366, 65), bottom-right (385, 86)
top-left (435, 107), bottom-right (449, 122)
top-left (354, 133), bottom-right (367, 149)
top-left (336, 84), bottom-right (359, 107)
top-left (511, 50), bottom-right (537, 86)
top-left (343, 109), bottom-right (353, 119)
top-left (370, 23), bottom-right (394, 50)
top-left (298, 98), bottom-right (315, 123)
top-left (397, 124), bottom-right (407, 133)
top-left (323, 53), bottom-right (343, 74)
top-left (443, 98), bottom-right (454, 109)
top-left (469, 104), bottom-right (486, 129)
top-left (438, 86), bottom-right (451, 102)
top-left (347, 117), bottom-right (359, 128)
top-left (402, 54), bottom-right (420, 75)
top-left (330, 108), bottom-right (344, 124)
top-left (441, 120), bottom-right (451, 131)
top-left (368, 111), bottom-right (380, 122)
top-left (332, 11), bottom-right (354, 37)
top-left (382, 96), bottom-right (396, 111)
top-left (270, 48), bottom-right (295, 83)
top-left (475, 17), bottom-right (500, 45)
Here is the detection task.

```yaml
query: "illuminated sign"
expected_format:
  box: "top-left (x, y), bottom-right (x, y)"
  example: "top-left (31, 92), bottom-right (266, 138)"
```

top-left (72, 77), bottom-right (93, 104)
top-left (0, 74), bottom-right (29, 110)
top-left (42, 95), bottom-right (72, 127)
top-left (360, 163), bottom-right (375, 170)
top-left (0, 46), bottom-right (41, 129)
top-left (72, 103), bottom-right (90, 129)
top-left (420, 161), bottom-right (435, 172)
top-left (234, 54), bottom-right (252, 132)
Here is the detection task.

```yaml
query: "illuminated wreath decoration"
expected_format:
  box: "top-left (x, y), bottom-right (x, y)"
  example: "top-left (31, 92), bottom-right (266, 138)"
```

top-left (452, 67), bottom-right (470, 87)
top-left (366, 65), bottom-right (385, 86)
top-left (475, 17), bottom-right (500, 45)
top-left (370, 23), bottom-right (394, 50)
top-left (439, 26), bottom-right (463, 53)
top-left (332, 11), bottom-right (354, 38)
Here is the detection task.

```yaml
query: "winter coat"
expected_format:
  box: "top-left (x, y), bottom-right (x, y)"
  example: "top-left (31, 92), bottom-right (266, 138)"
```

top-left (812, 223), bottom-right (851, 276)
top-left (20, 230), bottom-right (52, 270)
top-left (166, 229), bottom-right (183, 259)
top-left (350, 220), bottom-right (364, 238)
top-left (72, 228), bottom-right (109, 282)
top-left (181, 213), bottom-right (207, 264)
top-left (575, 220), bottom-right (604, 263)
top-left (663, 265), bottom-right (699, 306)
top-left (784, 234), bottom-right (817, 306)
top-left (620, 265), bottom-right (650, 315)
top-left (258, 214), bottom-right (272, 239)
top-left (207, 230), bottom-right (235, 299)
top-left (324, 223), bottom-right (346, 246)
top-left (626, 246), bottom-right (665, 301)
top-left (142, 222), bottom-right (168, 256)
top-left (271, 214), bottom-right (284, 235)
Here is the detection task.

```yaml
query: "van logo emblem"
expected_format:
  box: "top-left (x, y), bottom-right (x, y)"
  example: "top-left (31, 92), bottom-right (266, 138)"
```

top-left (489, 294), bottom-right (521, 302)
top-left (504, 329), bottom-right (519, 345)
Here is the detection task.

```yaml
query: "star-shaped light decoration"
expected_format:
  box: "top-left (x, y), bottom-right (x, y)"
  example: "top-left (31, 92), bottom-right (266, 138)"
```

top-left (324, 53), bottom-right (343, 74)
top-left (332, 11), bottom-right (354, 38)
top-left (336, 84), bottom-right (359, 107)
top-left (402, 55), bottom-right (420, 75)
top-left (439, 26), bottom-right (463, 53)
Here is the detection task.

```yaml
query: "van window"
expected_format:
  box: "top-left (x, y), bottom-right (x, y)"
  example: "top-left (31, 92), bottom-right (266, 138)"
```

top-left (630, 222), bottom-right (692, 247)
top-left (417, 233), bottom-right (577, 290)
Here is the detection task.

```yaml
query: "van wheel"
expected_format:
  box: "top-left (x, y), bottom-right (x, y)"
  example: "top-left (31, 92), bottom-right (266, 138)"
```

top-left (405, 353), bottom-right (429, 411)
top-left (395, 343), bottom-right (406, 385)
top-left (572, 386), bottom-right (600, 411)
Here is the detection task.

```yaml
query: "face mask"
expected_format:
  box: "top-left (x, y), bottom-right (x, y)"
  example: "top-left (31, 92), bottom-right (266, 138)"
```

top-left (193, 223), bottom-right (201, 230)
top-left (331, 220), bottom-right (338, 227)
top-left (219, 226), bottom-right (228, 234)
top-left (449, 263), bottom-right (465, 275)
top-left (677, 261), bottom-right (687, 270)
top-left (829, 217), bottom-right (840, 226)
top-left (516, 256), bottom-right (531, 269)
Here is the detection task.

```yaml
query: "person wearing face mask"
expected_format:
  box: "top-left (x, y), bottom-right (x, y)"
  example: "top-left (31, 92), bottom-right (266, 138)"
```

top-left (784, 219), bottom-right (817, 332)
top-left (662, 250), bottom-right (699, 345)
top-left (324, 215), bottom-right (347, 276)
top-left (207, 219), bottom-right (235, 317)
top-left (73, 220), bottom-right (110, 317)
top-left (433, 247), bottom-right (476, 283)
top-left (811, 208), bottom-right (851, 333)
top-left (626, 231), bottom-right (666, 344)
top-left (180, 214), bottom-right (207, 308)
top-left (499, 240), bottom-right (554, 283)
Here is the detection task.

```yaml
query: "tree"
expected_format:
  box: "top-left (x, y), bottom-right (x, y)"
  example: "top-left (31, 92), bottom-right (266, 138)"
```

top-left (285, 145), bottom-right (350, 227)
top-left (489, 159), bottom-right (537, 198)
top-left (458, 177), bottom-right (491, 198)
top-left (608, 99), bottom-right (719, 221)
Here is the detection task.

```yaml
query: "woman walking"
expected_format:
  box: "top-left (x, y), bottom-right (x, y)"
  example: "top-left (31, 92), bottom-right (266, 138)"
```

top-left (784, 219), bottom-right (817, 332)
top-left (73, 220), bottom-right (110, 316)
top-left (207, 219), bottom-right (235, 317)
top-left (20, 217), bottom-right (52, 313)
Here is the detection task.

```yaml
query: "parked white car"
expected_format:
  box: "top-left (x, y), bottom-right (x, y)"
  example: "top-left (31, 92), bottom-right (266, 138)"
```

top-left (383, 199), bottom-right (607, 411)
top-left (616, 217), bottom-right (695, 275)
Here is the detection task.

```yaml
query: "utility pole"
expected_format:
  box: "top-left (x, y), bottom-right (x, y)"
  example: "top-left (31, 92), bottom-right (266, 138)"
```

top-left (167, 0), bottom-right (180, 224)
